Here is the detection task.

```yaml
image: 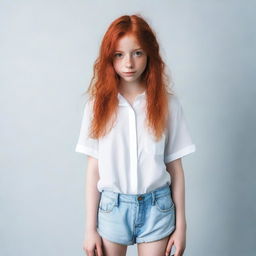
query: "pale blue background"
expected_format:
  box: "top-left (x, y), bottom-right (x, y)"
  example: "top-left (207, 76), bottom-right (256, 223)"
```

top-left (1, 0), bottom-right (255, 255)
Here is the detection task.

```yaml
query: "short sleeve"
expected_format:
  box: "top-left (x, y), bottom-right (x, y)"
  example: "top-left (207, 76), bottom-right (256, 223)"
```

top-left (164, 95), bottom-right (196, 164)
top-left (75, 100), bottom-right (98, 159)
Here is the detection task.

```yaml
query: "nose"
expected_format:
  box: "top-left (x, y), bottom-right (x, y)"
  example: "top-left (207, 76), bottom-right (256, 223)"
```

top-left (125, 54), bottom-right (134, 68)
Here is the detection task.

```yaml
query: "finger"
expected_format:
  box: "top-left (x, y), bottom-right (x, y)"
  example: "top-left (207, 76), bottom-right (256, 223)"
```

top-left (95, 245), bottom-right (103, 256)
top-left (174, 248), bottom-right (181, 256)
top-left (165, 240), bottom-right (174, 256)
top-left (87, 249), bottom-right (95, 256)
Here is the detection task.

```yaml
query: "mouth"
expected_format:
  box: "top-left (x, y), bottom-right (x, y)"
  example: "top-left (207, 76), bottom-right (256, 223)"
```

top-left (123, 71), bottom-right (136, 76)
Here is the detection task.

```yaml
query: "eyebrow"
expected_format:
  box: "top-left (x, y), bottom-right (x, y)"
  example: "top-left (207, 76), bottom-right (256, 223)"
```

top-left (115, 48), bottom-right (143, 52)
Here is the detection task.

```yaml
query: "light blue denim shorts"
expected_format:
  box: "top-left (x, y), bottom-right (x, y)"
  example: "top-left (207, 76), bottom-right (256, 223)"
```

top-left (96, 184), bottom-right (176, 245)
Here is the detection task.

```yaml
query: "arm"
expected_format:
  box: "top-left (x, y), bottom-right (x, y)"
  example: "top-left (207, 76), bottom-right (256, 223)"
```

top-left (84, 156), bottom-right (101, 235)
top-left (166, 158), bottom-right (186, 231)
top-left (165, 158), bottom-right (187, 255)
top-left (82, 156), bottom-right (104, 255)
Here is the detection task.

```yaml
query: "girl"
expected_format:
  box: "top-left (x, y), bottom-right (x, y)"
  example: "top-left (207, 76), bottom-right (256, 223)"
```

top-left (75, 14), bottom-right (196, 256)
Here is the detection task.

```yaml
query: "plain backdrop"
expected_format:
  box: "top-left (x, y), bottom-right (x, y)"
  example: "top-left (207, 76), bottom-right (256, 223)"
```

top-left (1, 0), bottom-right (255, 255)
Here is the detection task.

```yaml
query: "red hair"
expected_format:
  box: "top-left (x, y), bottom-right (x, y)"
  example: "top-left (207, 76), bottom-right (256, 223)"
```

top-left (83, 14), bottom-right (174, 141)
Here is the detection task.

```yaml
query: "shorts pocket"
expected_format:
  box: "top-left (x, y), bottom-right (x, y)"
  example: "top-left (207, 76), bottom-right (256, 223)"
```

top-left (144, 134), bottom-right (166, 155)
top-left (155, 193), bottom-right (174, 212)
top-left (99, 195), bottom-right (116, 213)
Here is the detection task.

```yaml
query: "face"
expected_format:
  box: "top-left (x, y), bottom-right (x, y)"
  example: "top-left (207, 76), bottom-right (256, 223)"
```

top-left (112, 34), bottom-right (147, 84)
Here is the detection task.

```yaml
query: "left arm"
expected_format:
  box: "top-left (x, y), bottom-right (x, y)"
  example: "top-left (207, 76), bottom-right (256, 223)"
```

top-left (166, 158), bottom-right (187, 231)
top-left (165, 158), bottom-right (187, 255)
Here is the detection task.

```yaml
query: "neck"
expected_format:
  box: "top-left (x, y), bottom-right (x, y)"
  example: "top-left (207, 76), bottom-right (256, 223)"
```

top-left (118, 80), bottom-right (146, 95)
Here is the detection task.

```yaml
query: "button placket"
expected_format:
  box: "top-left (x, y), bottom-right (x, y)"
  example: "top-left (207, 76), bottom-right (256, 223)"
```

top-left (117, 92), bottom-right (145, 194)
top-left (128, 106), bottom-right (138, 194)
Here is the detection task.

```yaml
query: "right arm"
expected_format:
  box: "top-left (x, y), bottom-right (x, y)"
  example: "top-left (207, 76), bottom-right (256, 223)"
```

top-left (84, 156), bottom-right (101, 234)
top-left (83, 156), bottom-right (103, 256)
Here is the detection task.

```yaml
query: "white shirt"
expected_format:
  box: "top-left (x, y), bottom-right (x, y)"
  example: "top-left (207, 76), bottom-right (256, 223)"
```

top-left (75, 92), bottom-right (196, 195)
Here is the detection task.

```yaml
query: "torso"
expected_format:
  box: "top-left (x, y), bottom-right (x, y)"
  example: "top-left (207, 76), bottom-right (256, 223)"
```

top-left (118, 88), bottom-right (146, 106)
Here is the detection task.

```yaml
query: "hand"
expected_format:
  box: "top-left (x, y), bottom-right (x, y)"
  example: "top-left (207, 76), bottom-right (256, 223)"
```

top-left (83, 229), bottom-right (104, 256)
top-left (165, 228), bottom-right (186, 256)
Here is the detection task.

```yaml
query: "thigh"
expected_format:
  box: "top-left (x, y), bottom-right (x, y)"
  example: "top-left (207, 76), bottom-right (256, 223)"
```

top-left (137, 235), bottom-right (170, 256)
top-left (100, 237), bottom-right (128, 256)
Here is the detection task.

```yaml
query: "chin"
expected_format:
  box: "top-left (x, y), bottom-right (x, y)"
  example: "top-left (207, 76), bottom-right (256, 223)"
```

top-left (122, 76), bottom-right (138, 82)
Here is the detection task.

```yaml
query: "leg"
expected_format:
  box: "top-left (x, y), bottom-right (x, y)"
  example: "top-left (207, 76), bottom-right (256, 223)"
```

top-left (101, 237), bottom-right (128, 256)
top-left (137, 235), bottom-right (170, 256)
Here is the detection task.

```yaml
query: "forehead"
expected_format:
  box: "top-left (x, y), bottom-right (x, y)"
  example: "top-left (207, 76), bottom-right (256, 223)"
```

top-left (115, 34), bottom-right (141, 51)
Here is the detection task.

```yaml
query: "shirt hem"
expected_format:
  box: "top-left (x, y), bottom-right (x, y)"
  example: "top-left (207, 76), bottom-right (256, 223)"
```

top-left (75, 144), bottom-right (98, 159)
top-left (164, 144), bottom-right (196, 164)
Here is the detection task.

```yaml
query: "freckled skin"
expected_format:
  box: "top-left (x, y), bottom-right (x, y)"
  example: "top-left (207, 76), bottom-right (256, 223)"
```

top-left (113, 34), bottom-right (147, 91)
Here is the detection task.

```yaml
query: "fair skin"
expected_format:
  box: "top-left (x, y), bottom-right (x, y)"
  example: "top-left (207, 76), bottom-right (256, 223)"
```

top-left (112, 34), bottom-right (147, 104)
top-left (82, 34), bottom-right (187, 256)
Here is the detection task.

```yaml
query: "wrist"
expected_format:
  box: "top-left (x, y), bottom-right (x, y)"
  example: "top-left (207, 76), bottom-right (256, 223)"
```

top-left (176, 221), bottom-right (187, 231)
top-left (85, 225), bottom-right (97, 234)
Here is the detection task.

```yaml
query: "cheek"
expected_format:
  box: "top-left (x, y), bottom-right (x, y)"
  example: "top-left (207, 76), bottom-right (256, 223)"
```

top-left (113, 61), bottom-right (121, 73)
top-left (139, 57), bottom-right (147, 70)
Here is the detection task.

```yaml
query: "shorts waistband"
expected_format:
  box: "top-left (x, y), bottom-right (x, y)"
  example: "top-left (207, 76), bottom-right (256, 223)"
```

top-left (100, 184), bottom-right (171, 205)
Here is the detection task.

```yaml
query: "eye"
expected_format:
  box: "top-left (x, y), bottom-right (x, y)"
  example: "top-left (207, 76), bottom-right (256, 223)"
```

top-left (134, 51), bottom-right (143, 56)
top-left (114, 53), bottom-right (122, 58)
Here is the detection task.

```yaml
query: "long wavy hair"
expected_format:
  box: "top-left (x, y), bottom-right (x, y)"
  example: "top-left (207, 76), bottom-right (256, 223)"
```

top-left (83, 14), bottom-right (174, 141)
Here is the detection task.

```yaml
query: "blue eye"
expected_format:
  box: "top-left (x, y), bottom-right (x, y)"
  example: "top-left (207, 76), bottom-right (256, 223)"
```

top-left (114, 53), bottom-right (122, 58)
top-left (134, 51), bottom-right (143, 56)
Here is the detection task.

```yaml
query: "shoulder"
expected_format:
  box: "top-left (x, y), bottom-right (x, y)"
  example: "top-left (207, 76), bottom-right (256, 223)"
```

top-left (167, 93), bottom-right (181, 112)
top-left (80, 97), bottom-right (95, 122)
top-left (84, 96), bottom-right (95, 113)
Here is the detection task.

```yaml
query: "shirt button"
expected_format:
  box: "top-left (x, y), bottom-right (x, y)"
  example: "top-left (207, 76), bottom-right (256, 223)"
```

top-left (138, 196), bottom-right (143, 200)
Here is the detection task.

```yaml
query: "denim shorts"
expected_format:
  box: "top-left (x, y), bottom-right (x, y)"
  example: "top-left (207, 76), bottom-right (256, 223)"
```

top-left (96, 184), bottom-right (176, 245)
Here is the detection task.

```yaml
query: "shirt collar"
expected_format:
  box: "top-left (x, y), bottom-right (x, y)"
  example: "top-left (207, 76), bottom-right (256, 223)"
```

top-left (118, 91), bottom-right (146, 106)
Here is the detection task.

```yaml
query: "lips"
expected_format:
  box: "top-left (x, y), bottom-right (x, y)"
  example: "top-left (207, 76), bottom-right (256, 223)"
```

top-left (123, 71), bottom-right (136, 76)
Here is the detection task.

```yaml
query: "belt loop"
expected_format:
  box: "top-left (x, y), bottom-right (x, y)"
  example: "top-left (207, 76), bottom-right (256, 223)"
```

top-left (151, 191), bottom-right (155, 206)
top-left (115, 192), bottom-right (119, 207)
